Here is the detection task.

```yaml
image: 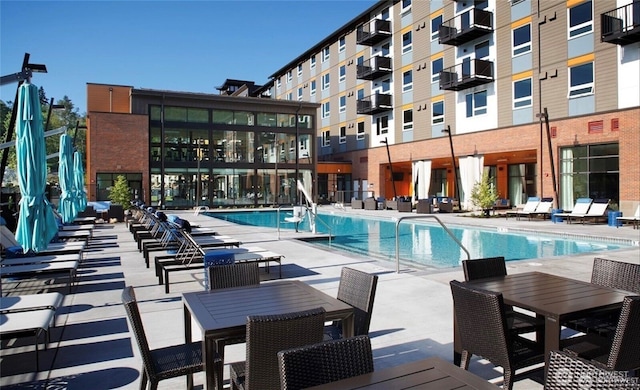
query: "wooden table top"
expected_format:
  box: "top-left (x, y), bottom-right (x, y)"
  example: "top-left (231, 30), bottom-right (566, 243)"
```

top-left (307, 356), bottom-right (499, 389)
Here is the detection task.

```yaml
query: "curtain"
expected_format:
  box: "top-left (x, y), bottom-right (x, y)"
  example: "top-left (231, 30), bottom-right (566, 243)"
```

top-left (421, 160), bottom-right (432, 202)
top-left (412, 160), bottom-right (421, 202)
top-left (560, 148), bottom-right (574, 210)
top-left (459, 155), bottom-right (484, 210)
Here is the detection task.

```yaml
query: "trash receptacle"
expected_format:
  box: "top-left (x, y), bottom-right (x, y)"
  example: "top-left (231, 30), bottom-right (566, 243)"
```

top-left (608, 211), bottom-right (622, 227)
top-left (551, 209), bottom-right (563, 223)
top-left (203, 250), bottom-right (235, 290)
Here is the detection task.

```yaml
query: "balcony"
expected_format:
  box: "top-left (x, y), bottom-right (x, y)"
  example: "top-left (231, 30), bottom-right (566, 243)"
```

top-left (357, 93), bottom-right (392, 115)
top-left (601, 1), bottom-right (640, 45)
top-left (356, 56), bottom-right (392, 80)
top-left (356, 19), bottom-right (392, 46)
top-left (439, 59), bottom-right (494, 91)
top-left (439, 8), bottom-right (493, 46)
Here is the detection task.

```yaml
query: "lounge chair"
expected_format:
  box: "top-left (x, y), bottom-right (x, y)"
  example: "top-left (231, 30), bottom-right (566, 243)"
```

top-left (566, 199), bottom-right (609, 224)
top-left (617, 204), bottom-right (640, 229)
top-left (0, 309), bottom-right (57, 371)
top-left (1, 225), bottom-right (85, 258)
top-left (509, 197), bottom-right (553, 221)
top-left (553, 198), bottom-right (593, 222)
top-left (505, 197), bottom-right (540, 220)
top-left (0, 261), bottom-right (79, 292)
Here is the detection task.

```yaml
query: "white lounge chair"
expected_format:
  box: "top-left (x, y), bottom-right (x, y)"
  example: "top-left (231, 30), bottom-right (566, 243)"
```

top-left (554, 198), bottom-right (593, 222)
top-left (505, 197), bottom-right (540, 220)
top-left (0, 261), bottom-right (79, 292)
top-left (617, 204), bottom-right (640, 229)
top-left (510, 197), bottom-right (554, 221)
top-left (0, 309), bottom-right (56, 371)
top-left (567, 199), bottom-right (609, 224)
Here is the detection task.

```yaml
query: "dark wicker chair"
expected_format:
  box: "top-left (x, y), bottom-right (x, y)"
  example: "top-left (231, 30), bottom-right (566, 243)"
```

top-left (324, 267), bottom-right (378, 340)
top-left (545, 350), bottom-right (640, 390)
top-left (121, 286), bottom-right (221, 390)
top-left (278, 335), bottom-right (374, 390)
top-left (462, 257), bottom-right (543, 334)
top-left (562, 296), bottom-right (640, 373)
top-left (207, 262), bottom-right (260, 291)
top-left (450, 280), bottom-right (544, 390)
top-left (230, 307), bottom-right (326, 390)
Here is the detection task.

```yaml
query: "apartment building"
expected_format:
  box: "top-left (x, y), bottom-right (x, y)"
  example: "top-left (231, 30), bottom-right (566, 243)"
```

top-left (268, 0), bottom-right (640, 214)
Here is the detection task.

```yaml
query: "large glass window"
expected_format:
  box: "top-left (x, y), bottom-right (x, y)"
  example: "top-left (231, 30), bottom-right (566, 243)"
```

top-left (431, 15), bottom-right (442, 41)
top-left (376, 116), bottom-right (389, 135)
top-left (403, 70), bottom-right (413, 92)
top-left (513, 78), bottom-right (532, 108)
top-left (465, 91), bottom-right (487, 117)
top-left (513, 24), bottom-right (531, 56)
top-left (432, 57), bottom-right (443, 83)
top-left (432, 100), bottom-right (444, 124)
top-left (403, 109), bottom-right (413, 131)
top-left (508, 163), bottom-right (536, 207)
top-left (569, 0), bottom-right (593, 38)
top-left (569, 62), bottom-right (594, 97)
top-left (402, 31), bottom-right (413, 53)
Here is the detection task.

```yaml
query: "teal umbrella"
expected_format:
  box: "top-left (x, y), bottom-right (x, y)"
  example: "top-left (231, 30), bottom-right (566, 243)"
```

top-left (58, 133), bottom-right (76, 223)
top-left (15, 82), bottom-right (59, 252)
top-left (73, 150), bottom-right (87, 214)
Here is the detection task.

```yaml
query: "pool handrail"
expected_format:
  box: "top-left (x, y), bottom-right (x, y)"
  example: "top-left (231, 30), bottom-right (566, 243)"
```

top-left (394, 215), bottom-right (470, 273)
top-left (276, 205), bottom-right (332, 246)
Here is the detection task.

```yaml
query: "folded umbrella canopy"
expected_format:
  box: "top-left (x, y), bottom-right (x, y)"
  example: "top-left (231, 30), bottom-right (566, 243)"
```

top-left (73, 150), bottom-right (87, 214)
top-left (15, 82), bottom-right (59, 252)
top-left (58, 133), bottom-right (76, 223)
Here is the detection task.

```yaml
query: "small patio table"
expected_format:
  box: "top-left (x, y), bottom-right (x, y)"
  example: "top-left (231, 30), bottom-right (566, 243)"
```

top-left (182, 280), bottom-right (354, 390)
top-left (455, 272), bottom-right (629, 367)
top-left (307, 356), bottom-right (499, 389)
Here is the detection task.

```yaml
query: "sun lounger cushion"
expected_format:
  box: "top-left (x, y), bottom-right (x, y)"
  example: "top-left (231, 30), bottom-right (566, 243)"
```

top-left (0, 292), bottom-right (64, 313)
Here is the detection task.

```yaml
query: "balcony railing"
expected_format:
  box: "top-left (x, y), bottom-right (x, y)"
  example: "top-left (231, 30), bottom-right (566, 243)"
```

top-left (356, 19), bottom-right (392, 46)
top-left (439, 59), bottom-right (494, 91)
top-left (357, 93), bottom-right (392, 115)
top-left (601, 1), bottom-right (640, 45)
top-left (356, 56), bottom-right (392, 80)
top-left (439, 8), bottom-right (493, 46)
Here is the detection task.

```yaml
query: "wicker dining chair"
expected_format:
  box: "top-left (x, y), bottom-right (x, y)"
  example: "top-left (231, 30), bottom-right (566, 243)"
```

top-left (562, 295), bottom-right (640, 373)
top-left (324, 267), bottom-right (378, 340)
top-left (545, 350), bottom-right (640, 390)
top-left (122, 286), bottom-right (221, 390)
top-left (207, 262), bottom-right (260, 291)
top-left (278, 335), bottom-right (374, 390)
top-left (450, 280), bottom-right (544, 390)
top-left (230, 307), bottom-right (326, 390)
top-left (462, 257), bottom-right (543, 335)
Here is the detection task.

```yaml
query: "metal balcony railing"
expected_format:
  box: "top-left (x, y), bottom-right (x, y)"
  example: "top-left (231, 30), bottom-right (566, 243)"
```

top-left (439, 8), bottom-right (493, 46)
top-left (356, 93), bottom-right (392, 115)
top-left (356, 56), bottom-right (392, 80)
top-left (439, 59), bottom-right (494, 91)
top-left (601, 1), bottom-right (640, 45)
top-left (356, 19), bottom-right (392, 46)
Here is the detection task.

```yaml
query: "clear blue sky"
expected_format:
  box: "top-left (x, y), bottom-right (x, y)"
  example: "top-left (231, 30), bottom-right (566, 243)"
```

top-left (1, 0), bottom-right (377, 114)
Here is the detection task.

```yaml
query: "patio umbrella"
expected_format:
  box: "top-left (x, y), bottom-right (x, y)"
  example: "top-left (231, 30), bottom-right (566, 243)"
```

top-left (73, 150), bottom-right (87, 214)
top-left (14, 82), bottom-right (59, 252)
top-left (58, 133), bottom-right (76, 223)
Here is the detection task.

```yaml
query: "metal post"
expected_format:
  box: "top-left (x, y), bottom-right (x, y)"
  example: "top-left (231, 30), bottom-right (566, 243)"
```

top-left (443, 126), bottom-right (460, 206)
top-left (295, 103), bottom-right (301, 206)
top-left (196, 138), bottom-right (202, 207)
top-left (538, 108), bottom-right (558, 208)
top-left (380, 137), bottom-right (397, 199)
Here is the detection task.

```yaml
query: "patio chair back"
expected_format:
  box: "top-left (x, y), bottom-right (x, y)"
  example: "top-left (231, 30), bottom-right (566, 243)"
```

top-left (571, 198), bottom-right (593, 214)
top-left (545, 350), bottom-right (639, 390)
top-left (521, 197), bottom-right (540, 213)
top-left (607, 296), bottom-right (640, 371)
top-left (207, 262), bottom-right (260, 290)
top-left (462, 257), bottom-right (506, 281)
top-left (585, 199), bottom-right (609, 217)
top-left (534, 197), bottom-right (554, 213)
top-left (591, 258), bottom-right (640, 294)
top-left (121, 286), bottom-right (155, 377)
top-left (233, 307), bottom-right (326, 390)
top-left (278, 335), bottom-right (374, 390)
top-left (335, 267), bottom-right (378, 337)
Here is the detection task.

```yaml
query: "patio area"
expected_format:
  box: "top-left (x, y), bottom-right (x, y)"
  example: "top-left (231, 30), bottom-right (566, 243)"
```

top-left (1, 206), bottom-right (639, 389)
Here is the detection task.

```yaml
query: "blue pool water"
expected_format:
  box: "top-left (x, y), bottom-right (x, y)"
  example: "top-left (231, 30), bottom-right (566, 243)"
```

top-left (205, 210), bottom-right (627, 269)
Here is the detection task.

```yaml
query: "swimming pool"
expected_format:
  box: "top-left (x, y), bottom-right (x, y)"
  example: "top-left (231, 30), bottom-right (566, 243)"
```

top-left (205, 210), bottom-right (627, 269)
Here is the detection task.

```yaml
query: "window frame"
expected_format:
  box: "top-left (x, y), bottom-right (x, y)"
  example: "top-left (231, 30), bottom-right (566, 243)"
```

top-left (287, 70), bottom-right (292, 82)
top-left (322, 73), bottom-right (330, 90)
top-left (432, 100), bottom-right (444, 124)
top-left (512, 23), bottom-right (531, 57)
top-left (297, 64), bottom-right (303, 77)
top-left (431, 15), bottom-right (442, 41)
top-left (402, 31), bottom-right (413, 54)
top-left (465, 90), bottom-right (488, 117)
top-left (339, 125), bottom-right (347, 144)
top-left (357, 121), bottom-right (365, 140)
top-left (310, 80), bottom-right (317, 96)
top-left (431, 57), bottom-right (443, 83)
top-left (403, 108), bottom-right (413, 131)
top-left (310, 55), bottom-right (316, 69)
top-left (339, 95), bottom-right (347, 113)
top-left (338, 36), bottom-right (346, 53)
top-left (322, 130), bottom-right (331, 147)
top-left (322, 46), bottom-right (330, 62)
top-left (322, 102), bottom-right (330, 118)
top-left (513, 77), bottom-right (532, 109)
top-left (401, 0), bottom-right (412, 14)
top-left (568, 61), bottom-right (594, 98)
top-left (402, 70), bottom-right (413, 92)
top-left (339, 65), bottom-right (346, 83)
top-left (568, 0), bottom-right (593, 39)
top-left (376, 115), bottom-right (389, 135)
top-left (297, 87), bottom-right (303, 101)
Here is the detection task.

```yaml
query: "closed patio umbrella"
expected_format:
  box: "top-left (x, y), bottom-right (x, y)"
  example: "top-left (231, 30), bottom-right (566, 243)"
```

top-left (58, 133), bottom-right (76, 223)
top-left (73, 150), bottom-right (87, 214)
top-left (14, 82), bottom-right (59, 252)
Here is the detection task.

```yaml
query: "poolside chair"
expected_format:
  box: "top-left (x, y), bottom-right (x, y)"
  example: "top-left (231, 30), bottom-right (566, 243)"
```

top-left (324, 267), bottom-right (378, 340)
top-left (553, 197), bottom-right (593, 222)
top-left (617, 204), bottom-right (640, 229)
top-left (545, 350), bottom-right (640, 390)
top-left (505, 197), bottom-right (540, 220)
top-left (567, 199), bottom-right (610, 224)
top-left (121, 286), bottom-right (220, 390)
top-left (230, 307), bottom-right (326, 390)
top-left (450, 280), bottom-right (544, 390)
top-left (508, 197), bottom-right (554, 221)
top-left (278, 335), bottom-right (374, 390)
top-left (207, 262), bottom-right (260, 290)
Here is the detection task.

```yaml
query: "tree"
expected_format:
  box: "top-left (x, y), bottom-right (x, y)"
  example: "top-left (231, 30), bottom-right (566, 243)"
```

top-left (108, 175), bottom-right (132, 206)
top-left (470, 172), bottom-right (499, 217)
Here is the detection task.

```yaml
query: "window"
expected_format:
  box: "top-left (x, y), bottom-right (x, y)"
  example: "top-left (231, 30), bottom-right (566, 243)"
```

top-left (381, 78), bottom-right (391, 92)
top-left (339, 95), bottom-right (346, 113)
top-left (403, 70), bottom-right (413, 92)
top-left (286, 92), bottom-right (293, 101)
top-left (569, 62), bottom-right (594, 97)
top-left (403, 109), bottom-right (413, 131)
top-left (475, 40), bottom-right (490, 59)
top-left (297, 64), bottom-right (303, 77)
top-left (356, 55), bottom-right (364, 67)
top-left (322, 46), bottom-right (330, 62)
top-left (339, 36), bottom-right (346, 53)
top-left (357, 121), bottom-right (365, 140)
top-left (402, 0), bottom-right (412, 12)
top-left (322, 130), bottom-right (331, 147)
top-left (276, 78), bottom-right (281, 88)
top-left (513, 78), bottom-right (533, 108)
top-left (339, 65), bottom-right (346, 83)
top-left (432, 100), bottom-right (444, 124)
top-left (322, 102), bottom-right (330, 118)
top-left (431, 15), bottom-right (442, 41)
top-left (512, 24), bottom-right (531, 56)
top-left (339, 126), bottom-right (346, 143)
top-left (402, 31), bottom-right (413, 54)
top-left (432, 57), bottom-right (443, 83)
top-left (357, 88), bottom-right (364, 100)
top-left (381, 42), bottom-right (390, 56)
top-left (376, 116), bottom-right (389, 135)
top-left (569, 1), bottom-right (592, 38)
top-left (287, 70), bottom-right (292, 82)
top-left (310, 55), bottom-right (316, 69)
top-left (465, 90), bottom-right (487, 117)
top-left (322, 73), bottom-right (330, 90)
top-left (297, 87), bottom-right (303, 101)
top-left (513, 78), bottom-right (532, 108)
top-left (310, 80), bottom-right (316, 96)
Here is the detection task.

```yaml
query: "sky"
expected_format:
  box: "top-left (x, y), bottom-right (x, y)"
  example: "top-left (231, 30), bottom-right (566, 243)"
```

top-left (1, 0), bottom-right (378, 114)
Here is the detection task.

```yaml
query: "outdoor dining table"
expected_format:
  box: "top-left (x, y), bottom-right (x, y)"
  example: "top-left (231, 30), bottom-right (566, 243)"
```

top-left (182, 279), bottom-right (355, 390)
top-left (454, 271), bottom-right (630, 367)
top-left (307, 356), bottom-right (499, 389)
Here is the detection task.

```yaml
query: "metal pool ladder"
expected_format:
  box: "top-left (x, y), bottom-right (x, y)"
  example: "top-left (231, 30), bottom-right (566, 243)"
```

top-left (394, 215), bottom-right (470, 273)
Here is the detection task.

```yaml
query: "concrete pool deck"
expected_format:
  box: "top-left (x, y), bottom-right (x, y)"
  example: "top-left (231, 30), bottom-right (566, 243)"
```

top-left (1, 205), bottom-right (638, 389)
